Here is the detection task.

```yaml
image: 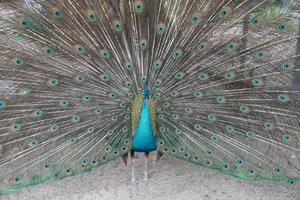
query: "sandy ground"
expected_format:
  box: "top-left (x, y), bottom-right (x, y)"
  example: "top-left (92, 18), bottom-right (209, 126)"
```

top-left (2, 153), bottom-right (299, 200)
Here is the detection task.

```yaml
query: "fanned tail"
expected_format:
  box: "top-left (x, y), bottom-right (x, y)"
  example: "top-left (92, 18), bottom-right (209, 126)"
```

top-left (0, 0), bottom-right (300, 195)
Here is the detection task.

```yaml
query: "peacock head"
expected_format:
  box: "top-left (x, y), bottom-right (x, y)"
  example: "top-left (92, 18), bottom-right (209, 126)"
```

top-left (143, 88), bottom-right (151, 99)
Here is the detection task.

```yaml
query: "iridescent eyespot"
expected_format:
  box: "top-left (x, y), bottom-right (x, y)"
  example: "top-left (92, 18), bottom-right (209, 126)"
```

top-left (191, 14), bottom-right (200, 24)
top-left (208, 114), bottom-right (216, 122)
top-left (107, 129), bottom-right (114, 135)
top-left (179, 146), bottom-right (186, 152)
top-left (59, 100), bottom-right (69, 107)
top-left (30, 139), bottom-right (38, 146)
top-left (65, 168), bottom-right (72, 174)
top-left (11, 123), bottom-right (21, 131)
top-left (95, 107), bottom-right (103, 114)
top-left (53, 7), bottom-right (63, 18)
top-left (14, 176), bottom-right (22, 183)
top-left (183, 153), bottom-right (190, 159)
top-left (0, 100), bottom-right (5, 110)
top-left (198, 72), bottom-right (209, 81)
top-left (82, 159), bottom-right (89, 166)
top-left (72, 115), bottom-right (81, 122)
top-left (92, 159), bottom-right (98, 165)
top-left (49, 79), bottom-right (58, 86)
top-left (34, 110), bottom-right (43, 117)
top-left (264, 121), bottom-right (273, 130)
top-left (21, 19), bottom-right (30, 28)
top-left (111, 115), bottom-right (118, 121)
top-left (112, 149), bottom-right (119, 155)
top-left (88, 127), bottom-right (95, 134)
top-left (101, 74), bottom-right (110, 81)
top-left (216, 96), bottom-right (225, 103)
top-left (240, 104), bottom-right (250, 113)
top-left (170, 147), bottom-right (177, 154)
top-left (105, 145), bottom-right (112, 152)
top-left (141, 76), bottom-right (147, 83)
top-left (125, 81), bottom-right (133, 89)
top-left (83, 95), bottom-right (92, 102)
top-left (281, 63), bottom-right (294, 71)
top-left (194, 90), bottom-right (203, 98)
top-left (100, 49), bottom-right (110, 59)
top-left (134, 1), bottom-right (144, 13)
top-left (252, 79), bottom-right (263, 87)
top-left (124, 138), bottom-right (130, 145)
top-left (76, 74), bottom-right (85, 82)
top-left (113, 20), bottom-right (123, 32)
top-left (125, 62), bottom-right (134, 71)
top-left (170, 90), bottom-right (179, 97)
top-left (277, 22), bottom-right (286, 31)
top-left (139, 39), bottom-right (148, 50)
top-left (175, 128), bottom-right (182, 134)
top-left (69, 138), bottom-right (77, 144)
top-left (87, 11), bottom-right (97, 21)
top-left (288, 178), bottom-right (295, 185)
top-left (159, 127), bottom-right (166, 133)
top-left (236, 159), bottom-right (242, 164)
top-left (197, 42), bottom-right (208, 52)
top-left (278, 94), bottom-right (288, 103)
top-left (153, 60), bottom-right (163, 70)
top-left (122, 126), bottom-right (128, 133)
top-left (50, 124), bottom-right (59, 132)
top-left (273, 166), bottom-right (281, 174)
top-left (226, 125), bottom-right (235, 133)
top-left (44, 163), bottom-right (50, 169)
top-left (157, 114), bottom-right (164, 120)
top-left (194, 124), bottom-right (202, 130)
top-left (192, 155), bottom-right (200, 161)
top-left (219, 7), bottom-right (232, 17)
top-left (74, 45), bottom-right (85, 53)
top-left (172, 49), bottom-right (183, 59)
top-left (109, 91), bottom-right (118, 98)
top-left (283, 134), bottom-right (289, 141)
top-left (158, 139), bottom-right (165, 146)
top-left (14, 57), bottom-right (24, 65)
top-left (154, 79), bottom-right (162, 88)
top-left (184, 107), bottom-right (193, 114)
top-left (156, 23), bottom-right (166, 34)
top-left (223, 162), bottom-right (229, 169)
top-left (226, 42), bottom-right (237, 50)
top-left (206, 149), bottom-right (213, 156)
top-left (225, 71), bottom-right (236, 80)
top-left (250, 18), bottom-right (258, 26)
top-left (175, 72), bottom-right (185, 80)
top-left (211, 135), bottom-right (217, 142)
top-left (246, 131), bottom-right (253, 137)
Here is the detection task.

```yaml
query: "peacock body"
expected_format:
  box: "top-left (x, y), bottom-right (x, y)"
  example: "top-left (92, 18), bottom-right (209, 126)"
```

top-left (0, 0), bottom-right (300, 195)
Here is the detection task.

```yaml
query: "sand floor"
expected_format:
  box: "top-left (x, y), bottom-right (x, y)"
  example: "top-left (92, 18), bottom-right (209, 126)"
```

top-left (2, 153), bottom-right (299, 200)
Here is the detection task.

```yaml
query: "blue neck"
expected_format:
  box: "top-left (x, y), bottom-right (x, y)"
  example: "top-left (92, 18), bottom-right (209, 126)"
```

top-left (132, 99), bottom-right (157, 152)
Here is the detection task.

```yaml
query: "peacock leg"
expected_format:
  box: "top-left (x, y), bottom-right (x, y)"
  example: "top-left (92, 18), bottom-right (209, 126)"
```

top-left (143, 152), bottom-right (150, 181)
top-left (130, 150), bottom-right (136, 184)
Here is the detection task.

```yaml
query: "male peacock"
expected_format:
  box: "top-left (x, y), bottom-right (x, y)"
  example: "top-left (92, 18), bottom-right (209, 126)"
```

top-left (0, 0), bottom-right (300, 196)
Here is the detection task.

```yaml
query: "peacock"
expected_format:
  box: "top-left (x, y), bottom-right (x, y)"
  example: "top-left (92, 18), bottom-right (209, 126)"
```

top-left (0, 0), bottom-right (300, 196)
